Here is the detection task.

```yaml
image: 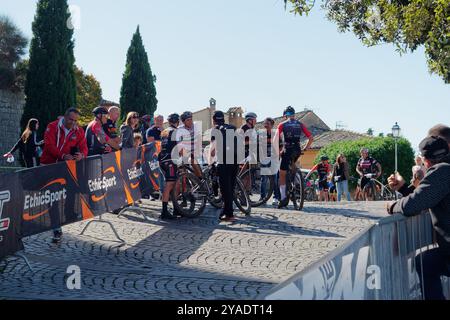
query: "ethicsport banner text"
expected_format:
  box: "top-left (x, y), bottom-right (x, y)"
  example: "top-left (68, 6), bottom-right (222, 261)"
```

top-left (0, 143), bottom-right (161, 260)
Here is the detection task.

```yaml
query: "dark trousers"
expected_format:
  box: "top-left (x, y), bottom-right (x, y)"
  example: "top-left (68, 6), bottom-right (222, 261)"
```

top-left (415, 248), bottom-right (450, 300)
top-left (217, 164), bottom-right (238, 217)
top-left (24, 156), bottom-right (39, 168)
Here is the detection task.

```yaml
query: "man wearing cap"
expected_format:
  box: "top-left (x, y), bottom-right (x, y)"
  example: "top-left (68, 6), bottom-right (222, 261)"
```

top-left (429, 124), bottom-right (450, 149)
top-left (86, 107), bottom-right (120, 156)
top-left (210, 110), bottom-right (239, 222)
top-left (387, 136), bottom-right (450, 300)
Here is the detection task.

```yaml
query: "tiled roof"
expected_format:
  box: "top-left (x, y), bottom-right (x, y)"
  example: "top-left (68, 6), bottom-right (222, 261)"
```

top-left (227, 107), bottom-right (244, 114)
top-left (308, 130), bottom-right (369, 149)
top-left (255, 110), bottom-right (330, 134)
top-left (100, 99), bottom-right (120, 107)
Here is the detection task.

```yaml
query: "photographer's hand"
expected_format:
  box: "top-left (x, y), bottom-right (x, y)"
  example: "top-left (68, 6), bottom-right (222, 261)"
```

top-left (74, 153), bottom-right (84, 161)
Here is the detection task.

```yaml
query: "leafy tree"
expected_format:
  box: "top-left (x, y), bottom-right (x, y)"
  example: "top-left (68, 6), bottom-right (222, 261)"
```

top-left (0, 15), bottom-right (28, 91)
top-left (21, 0), bottom-right (76, 135)
top-left (120, 26), bottom-right (158, 120)
top-left (316, 136), bottom-right (415, 184)
top-left (284, 0), bottom-right (450, 83)
top-left (367, 128), bottom-right (374, 136)
top-left (75, 66), bottom-right (102, 125)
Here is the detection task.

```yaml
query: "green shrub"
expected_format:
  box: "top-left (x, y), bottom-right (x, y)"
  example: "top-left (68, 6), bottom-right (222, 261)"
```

top-left (315, 137), bottom-right (415, 186)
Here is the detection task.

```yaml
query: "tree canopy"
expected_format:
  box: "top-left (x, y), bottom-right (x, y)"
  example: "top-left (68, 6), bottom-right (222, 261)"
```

top-left (315, 136), bottom-right (415, 183)
top-left (120, 26), bottom-right (158, 120)
top-left (0, 15), bottom-right (28, 91)
top-left (75, 66), bottom-right (103, 125)
top-left (285, 0), bottom-right (450, 83)
top-left (21, 0), bottom-right (76, 135)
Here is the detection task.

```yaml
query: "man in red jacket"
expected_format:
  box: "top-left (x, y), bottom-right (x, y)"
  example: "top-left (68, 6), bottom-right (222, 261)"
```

top-left (40, 108), bottom-right (88, 243)
top-left (41, 108), bottom-right (88, 164)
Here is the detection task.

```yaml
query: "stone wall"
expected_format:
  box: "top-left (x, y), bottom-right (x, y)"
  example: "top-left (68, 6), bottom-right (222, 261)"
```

top-left (0, 90), bottom-right (25, 169)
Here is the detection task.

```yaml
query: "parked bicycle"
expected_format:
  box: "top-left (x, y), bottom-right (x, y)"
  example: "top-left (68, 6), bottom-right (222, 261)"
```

top-left (238, 157), bottom-right (274, 208)
top-left (173, 162), bottom-right (251, 217)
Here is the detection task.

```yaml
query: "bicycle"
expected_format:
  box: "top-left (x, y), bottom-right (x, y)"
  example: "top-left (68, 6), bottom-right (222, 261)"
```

top-left (174, 162), bottom-right (251, 216)
top-left (170, 163), bottom-right (207, 218)
top-left (304, 178), bottom-right (319, 202)
top-left (284, 159), bottom-right (306, 210)
top-left (238, 157), bottom-right (274, 208)
top-left (360, 174), bottom-right (397, 201)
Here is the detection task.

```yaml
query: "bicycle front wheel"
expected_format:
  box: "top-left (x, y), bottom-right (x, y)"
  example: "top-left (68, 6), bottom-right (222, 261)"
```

top-left (234, 177), bottom-right (251, 215)
top-left (292, 170), bottom-right (305, 211)
top-left (239, 169), bottom-right (274, 208)
top-left (172, 172), bottom-right (207, 218)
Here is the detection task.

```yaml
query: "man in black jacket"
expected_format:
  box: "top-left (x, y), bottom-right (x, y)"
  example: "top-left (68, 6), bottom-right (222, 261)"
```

top-left (387, 136), bottom-right (450, 300)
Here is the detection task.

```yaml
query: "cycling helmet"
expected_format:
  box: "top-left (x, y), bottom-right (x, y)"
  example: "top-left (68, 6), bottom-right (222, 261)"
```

top-left (360, 148), bottom-right (369, 154)
top-left (141, 115), bottom-right (152, 122)
top-left (213, 111), bottom-right (225, 122)
top-left (181, 111), bottom-right (193, 122)
top-left (245, 112), bottom-right (257, 121)
top-left (168, 113), bottom-right (180, 124)
top-left (93, 106), bottom-right (108, 116)
top-left (320, 156), bottom-right (329, 161)
top-left (284, 106), bottom-right (296, 116)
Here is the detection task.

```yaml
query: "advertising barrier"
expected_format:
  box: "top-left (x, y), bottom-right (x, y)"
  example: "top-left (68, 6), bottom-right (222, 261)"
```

top-left (0, 143), bottom-right (161, 260)
top-left (262, 212), bottom-right (450, 300)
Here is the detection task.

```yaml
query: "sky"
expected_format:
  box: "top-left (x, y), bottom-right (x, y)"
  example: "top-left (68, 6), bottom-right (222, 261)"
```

top-left (2, 0), bottom-right (449, 150)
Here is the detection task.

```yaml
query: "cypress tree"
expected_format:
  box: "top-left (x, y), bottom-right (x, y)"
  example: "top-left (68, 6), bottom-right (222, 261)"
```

top-left (21, 0), bottom-right (76, 135)
top-left (120, 26), bottom-right (157, 119)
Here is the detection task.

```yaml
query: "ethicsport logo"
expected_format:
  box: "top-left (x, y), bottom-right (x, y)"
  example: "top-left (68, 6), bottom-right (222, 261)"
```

top-left (23, 179), bottom-right (68, 221)
top-left (88, 167), bottom-right (117, 202)
top-left (0, 191), bottom-right (11, 232)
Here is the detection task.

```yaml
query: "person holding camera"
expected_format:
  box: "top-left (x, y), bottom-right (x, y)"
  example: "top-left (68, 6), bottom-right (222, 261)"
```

top-left (387, 136), bottom-right (450, 300)
top-left (40, 108), bottom-right (88, 164)
top-left (40, 108), bottom-right (88, 243)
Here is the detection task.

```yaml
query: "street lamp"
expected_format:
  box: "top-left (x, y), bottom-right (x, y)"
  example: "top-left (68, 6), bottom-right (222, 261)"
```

top-left (392, 122), bottom-right (401, 200)
top-left (392, 122), bottom-right (401, 174)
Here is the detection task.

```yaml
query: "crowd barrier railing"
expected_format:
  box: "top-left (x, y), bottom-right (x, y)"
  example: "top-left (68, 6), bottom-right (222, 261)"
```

top-left (0, 143), bottom-right (162, 262)
top-left (261, 212), bottom-right (450, 300)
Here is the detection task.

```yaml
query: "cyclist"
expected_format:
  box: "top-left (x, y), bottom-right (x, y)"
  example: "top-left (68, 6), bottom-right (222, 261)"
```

top-left (356, 148), bottom-right (382, 200)
top-left (86, 107), bottom-right (120, 156)
top-left (277, 106), bottom-right (314, 208)
top-left (306, 156), bottom-right (331, 202)
top-left (103, 106), bottom-right (121, 141)
top-left (158, 113), bottom-right (181, 220)
top-left (176, 111), bottom-right (203, 178)
top-left (238, 112), bottom-right (258, 192)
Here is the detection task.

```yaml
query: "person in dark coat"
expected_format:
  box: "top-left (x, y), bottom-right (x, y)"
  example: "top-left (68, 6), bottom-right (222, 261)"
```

top-left (120, 111), bottom-right (140, 149)
top-left (388, 136), bottom-right (450, 300)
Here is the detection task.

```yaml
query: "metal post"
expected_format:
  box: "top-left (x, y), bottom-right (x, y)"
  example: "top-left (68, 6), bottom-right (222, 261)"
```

top-left (80, 214), bottom-right (126, 247)
top-left (395, 138), bottom-right (398, 174)
top-left (395, 138), bottom-right (398, 200)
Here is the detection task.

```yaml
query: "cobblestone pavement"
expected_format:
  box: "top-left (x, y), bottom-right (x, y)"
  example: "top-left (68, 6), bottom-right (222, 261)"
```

top-left (0, 201), bottom-right (388, 300)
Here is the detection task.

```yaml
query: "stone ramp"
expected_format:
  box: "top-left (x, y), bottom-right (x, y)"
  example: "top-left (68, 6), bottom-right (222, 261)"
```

top-left (0, 201), bottom-right (388, 300)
